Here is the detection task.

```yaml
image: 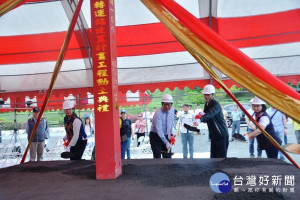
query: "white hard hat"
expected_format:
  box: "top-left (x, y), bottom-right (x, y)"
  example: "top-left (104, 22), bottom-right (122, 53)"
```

top-left (63, 100), bottom-right (74, 109)
top-left (250, 98), bottom-right (254, 103)
top-left (251, 96), bottom-right (266, 105)
top-left (161, 94), bottom-right (173, 103)
top-left (202, 84), bottom-right (216, 94)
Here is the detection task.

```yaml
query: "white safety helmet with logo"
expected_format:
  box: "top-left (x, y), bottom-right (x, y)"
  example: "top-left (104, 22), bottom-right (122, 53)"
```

top-left (161, 94), bottom-right (173, 103)
top-left (251, 96), bottom-right (266, 105)
top-left (202, 84), bottom-right (216, 94)
top-left (63, 100), bottom-right (75, 109)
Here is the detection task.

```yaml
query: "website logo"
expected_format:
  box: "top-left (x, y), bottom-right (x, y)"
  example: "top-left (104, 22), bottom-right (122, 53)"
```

top-left (209, 172), bottom-right (232, 193)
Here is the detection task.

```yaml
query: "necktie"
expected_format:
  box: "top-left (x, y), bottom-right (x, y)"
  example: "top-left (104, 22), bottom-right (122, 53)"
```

top-left (165, 111), bottom-right (168, 135)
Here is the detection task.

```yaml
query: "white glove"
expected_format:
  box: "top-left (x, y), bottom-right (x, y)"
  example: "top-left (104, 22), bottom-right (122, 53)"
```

top-left (200, 111), bottom-right (206, 116)
top-left (243, 133), bottom-right (250, 141)
top-left (65, 146), bottom-right (71, 152)
top-left (166, 142), bottom-right (172, 150)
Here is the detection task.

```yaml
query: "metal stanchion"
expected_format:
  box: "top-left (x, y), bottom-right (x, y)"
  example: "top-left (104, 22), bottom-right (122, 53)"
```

top-left (0, 124), bottom-right (2, 143)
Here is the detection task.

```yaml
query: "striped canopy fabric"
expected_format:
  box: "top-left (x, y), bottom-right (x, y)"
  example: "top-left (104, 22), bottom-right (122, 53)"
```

top-left (0, 0), bottom-right (299, 108)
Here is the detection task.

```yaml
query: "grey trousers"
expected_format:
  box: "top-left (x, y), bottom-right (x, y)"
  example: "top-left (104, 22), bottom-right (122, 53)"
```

top-left (295, 130), bottom-right (300, 144)
top-left (30, 141), bottom-right (45, 161)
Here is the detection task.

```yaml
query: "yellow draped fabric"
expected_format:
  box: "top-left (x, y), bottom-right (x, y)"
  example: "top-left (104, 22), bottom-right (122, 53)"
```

top-left (0, 0), bottom-right (23, 17)
top-left (141, 0), bottom-right (300, 124)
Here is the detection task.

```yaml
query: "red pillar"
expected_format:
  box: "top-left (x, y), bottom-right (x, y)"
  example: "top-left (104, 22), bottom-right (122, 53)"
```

top-left (90, 0), bottom-right (122, 179)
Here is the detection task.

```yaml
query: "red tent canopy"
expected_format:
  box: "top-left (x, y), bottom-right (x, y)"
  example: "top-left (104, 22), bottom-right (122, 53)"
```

top-left (0, 0), bottom-right (299, 110)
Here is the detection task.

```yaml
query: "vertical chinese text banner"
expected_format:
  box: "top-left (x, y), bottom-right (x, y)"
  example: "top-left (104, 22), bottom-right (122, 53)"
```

top-left (90, 0), bottom-right (121, 179)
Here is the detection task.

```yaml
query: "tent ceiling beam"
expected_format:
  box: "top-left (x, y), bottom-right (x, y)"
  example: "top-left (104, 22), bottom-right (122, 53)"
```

top-left (61, 0), bottom-right (92, 70)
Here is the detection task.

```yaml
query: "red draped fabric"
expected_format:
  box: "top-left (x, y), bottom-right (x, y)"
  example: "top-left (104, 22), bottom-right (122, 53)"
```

top-left (157, 0), bottom-right (300, 101)
top-left (0, 88), bottom-right (151, 112)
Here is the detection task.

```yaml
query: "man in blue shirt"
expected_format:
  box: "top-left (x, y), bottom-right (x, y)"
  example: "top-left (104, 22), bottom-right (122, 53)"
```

top-left (150, 94), bottom-right (175, 158)
top-left (26, 107), bottom-right (49, 161)
top-left (266, 107), bottom-right (287, 160)
top-left (231, 105), bottom-right (242, 141)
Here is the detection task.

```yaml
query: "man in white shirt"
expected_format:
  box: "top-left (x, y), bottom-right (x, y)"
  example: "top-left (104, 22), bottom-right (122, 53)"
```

top-left (179, 104), bottom-right (196, 158)
top-left (142, 107), bottom-right (151, 119)
top-left (177, 106), bottom-right (184, 117)
top-left (245, 107), bottom-right (262, 158)
top-left (266, 107), bottom-right (287, 160)
top-left (194, 104), bottom-right (203, 115)
top-left (150, 107), bottom-right (157, 120)
top-left (143, 107), bottom-right (151, 134)
top-left (188, 105), bottom-right (194, 114)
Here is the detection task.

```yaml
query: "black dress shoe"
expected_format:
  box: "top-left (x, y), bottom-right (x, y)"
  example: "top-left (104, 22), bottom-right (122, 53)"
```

top-left (61, 152), bottom-right (75, 159)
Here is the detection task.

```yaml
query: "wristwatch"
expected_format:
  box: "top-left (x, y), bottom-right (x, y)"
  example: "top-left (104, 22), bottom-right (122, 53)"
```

top-left (284, 127), bottom-right (287, 129)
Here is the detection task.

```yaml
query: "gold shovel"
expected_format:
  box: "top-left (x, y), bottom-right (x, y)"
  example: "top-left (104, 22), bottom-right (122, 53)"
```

top-left (283, 144), bottom-right (300, 154)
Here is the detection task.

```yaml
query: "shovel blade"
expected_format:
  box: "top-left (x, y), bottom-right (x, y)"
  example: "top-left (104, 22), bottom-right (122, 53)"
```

top-left (283, 143), bottom-right (300, 154)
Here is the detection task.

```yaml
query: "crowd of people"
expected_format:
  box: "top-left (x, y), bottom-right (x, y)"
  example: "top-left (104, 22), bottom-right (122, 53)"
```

top-left (24, 84), bottom-right (300, 161)
top-left (119, 84), bottom-right (300, 160)
top-left (120, 84), bottom-right (229, 159)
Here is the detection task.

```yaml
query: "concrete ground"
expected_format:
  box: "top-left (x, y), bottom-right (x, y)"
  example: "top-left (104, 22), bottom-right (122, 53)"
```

top-left (1, 122), bottom-right (299, 164)
top-left (0, 158), bottom-right (299, 200)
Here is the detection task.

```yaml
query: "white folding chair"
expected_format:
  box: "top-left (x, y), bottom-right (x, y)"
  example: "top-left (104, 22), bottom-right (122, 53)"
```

top-left (45, 139), bottom-right (64, 160)
top-left (2, 143), bottom-right (14, 159)
top-left (136, 136), bottom-right (145, 148)
top-left (144, 136), bottom-right (150, 143)
top-left (12, 142), bottom-right (22, 158)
